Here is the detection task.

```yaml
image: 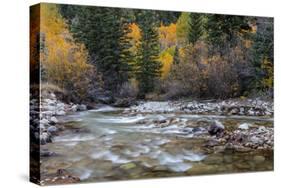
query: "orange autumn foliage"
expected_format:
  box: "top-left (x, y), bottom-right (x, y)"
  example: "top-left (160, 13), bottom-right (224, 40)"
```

top-left (127, 23), bottom-right (141, 58)
top-left (31, 4), bottom-right (99, 101)
top-left (158, 23), bottom-right (177, 49)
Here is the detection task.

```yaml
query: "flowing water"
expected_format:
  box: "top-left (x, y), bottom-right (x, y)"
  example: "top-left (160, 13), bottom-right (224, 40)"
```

top-left (41, 106), bottom-right (273, 182)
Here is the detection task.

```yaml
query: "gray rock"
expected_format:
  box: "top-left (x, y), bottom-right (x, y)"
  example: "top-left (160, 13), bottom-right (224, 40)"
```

top-left (77, 104), bottom-right (87, 111)
top-left (39, 124), bottom-right (46, 130)
top-left (40, 149), bottom-right (56, 157)
top-left (40, 132), bottom-right (52, 145)
top-left (70, 105), bottom-right (78, 112)
top-left (56, 110), bottom-right (66, 116)
top-left (208, 120), bottom-right (224, 136)
top-left (229, 107), bottom-right (239, 115)
top-left (50, 116), bottom-right (58, 124)
top-left (40, 118), bottom-right (49, 126)
top-left (250, 136), bottom-right (261, 144)
top-left (50, 93), bottom-right (56, 100)
top-left (258, 126), bottom-right (266, 132)
top-left (47, 126), bottom-right (58, 133)
top-left (45, 105), bottom-right (56, 111)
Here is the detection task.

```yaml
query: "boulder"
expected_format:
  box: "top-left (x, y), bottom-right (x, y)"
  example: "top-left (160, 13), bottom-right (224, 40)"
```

top-left (50, 93), bottom-right (56, 100)
top-left (50, 116), bottom-right (58, 124)
top-left (40, 132), bottom-right (52, 145)
top-left (47, 126), bottom-right (58, 133)
top-left (40, 118), bottom-right (49, 126)
top-left (70, 105), bottom-right (78, 112)
top-left (208, 121), bottom-right (225, 136)
top-left (77, 104), bottom-right (87, 111)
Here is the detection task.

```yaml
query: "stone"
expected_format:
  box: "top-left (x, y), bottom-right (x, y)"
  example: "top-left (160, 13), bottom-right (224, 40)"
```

top-left (40, 132), bottom-right (52, 145)
top-left (229, 107), bottom-right (239, 115)
top-left (120, 163), bottom-right (136, 170)
top-left (40, 118), bottom-right (49, 126)
top-left (47, 126), bottom-right (58, 133)
top-left (208, 121), bottom-right (224, 136)
top-left (39, 124), bottom-right (46, 130)
top-left (56, 110), bottom-right (66, 116)
top-left (238, 123), bottom-right (249, 130)
top-left (50, 116), bottom-right (58, 124)
top-left (50, 93), bottom-right (56, 100)
top-left (153, 166), bottom-right (169, 171)
top-left (192, 127), bottom-right (202, 132)
top-left (77, 104), bottom-right (87, 111)
top-left (70, 105), bottom-right (78, 112)
top-left (258, 126), bottom-right (266, 132)
top-left (40, 150), bottom-right (56, 157)
top-left (250, 136), bottom-right (261, 144)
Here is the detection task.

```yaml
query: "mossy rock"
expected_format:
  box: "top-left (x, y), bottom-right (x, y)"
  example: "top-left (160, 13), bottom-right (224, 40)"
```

top-left (120, 163), bottom-right (137, 170)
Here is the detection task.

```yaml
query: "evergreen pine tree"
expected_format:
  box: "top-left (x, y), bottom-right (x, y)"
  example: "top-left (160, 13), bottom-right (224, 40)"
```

top-left (187, 13), bottom-right (204, 44)
top-left (205, 14), bottom-right (251, 52)
top-left (135, 11), bottom-right (162, 98)
top-left (60, 6), bottom-right (134, 93)
top-left (251, 17), bottom-right (273, 91)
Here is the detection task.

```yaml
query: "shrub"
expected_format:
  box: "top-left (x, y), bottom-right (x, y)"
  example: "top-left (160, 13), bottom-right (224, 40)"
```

top-left (117, 81), bottom-right (139, 99)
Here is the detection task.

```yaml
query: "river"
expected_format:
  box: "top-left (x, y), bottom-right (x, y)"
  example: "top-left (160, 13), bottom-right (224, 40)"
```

top-left (40, 105), bottom-right (273, 183)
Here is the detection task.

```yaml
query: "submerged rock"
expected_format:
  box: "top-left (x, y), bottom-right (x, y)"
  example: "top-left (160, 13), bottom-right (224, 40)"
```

top-left (120, 162), bottom-right (137, 170)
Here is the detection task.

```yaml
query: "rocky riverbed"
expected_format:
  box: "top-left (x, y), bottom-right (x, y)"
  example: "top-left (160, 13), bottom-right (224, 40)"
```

top-left (32, 97), bottom-right (273, 185)
top-left (125, 99), bottom-right (273, 116)
top-left (30, 92), bottom-right (88, 145)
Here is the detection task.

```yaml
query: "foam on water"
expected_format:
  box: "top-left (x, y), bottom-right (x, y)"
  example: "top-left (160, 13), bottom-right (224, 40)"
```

top-left (137, 144), bottom-right (151, 154)
top-left (102, 129), bottom-right (117, 135)
top-left (167, 163), bottom-right (192, 172)
top-left (123, 149), bottom-right (141, 157)
top-left (96, 115), bottom-right (145, 124)
top-left (183, 150), bottom-right (206, 161)
top-left (78, 169), bottom-right (92, 180)
top-left (158, 152), bottom-right (184, 165)
top-left (91, 150), bottom-right (130, 164)
top-left (54, 135), bottom-right (95, 142)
